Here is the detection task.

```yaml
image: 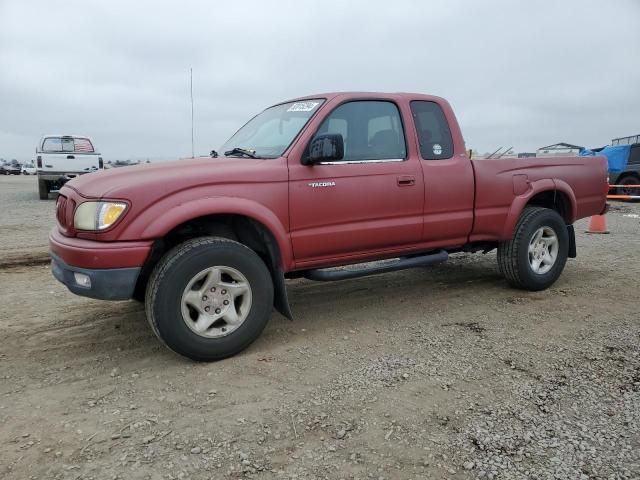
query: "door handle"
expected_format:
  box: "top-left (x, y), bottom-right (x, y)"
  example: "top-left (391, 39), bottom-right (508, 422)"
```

top-left (67, 155), bottom-right (75, 159)
top-left (397, 175), bottom-right (415, 186)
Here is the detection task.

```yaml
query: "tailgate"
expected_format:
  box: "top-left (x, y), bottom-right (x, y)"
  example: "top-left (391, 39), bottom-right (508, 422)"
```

top-left (40, 152), bottom-right (101, 174)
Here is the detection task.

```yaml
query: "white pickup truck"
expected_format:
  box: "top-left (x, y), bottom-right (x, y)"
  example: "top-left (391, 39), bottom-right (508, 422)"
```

top-left (36, 135), bottom-right (103, 199)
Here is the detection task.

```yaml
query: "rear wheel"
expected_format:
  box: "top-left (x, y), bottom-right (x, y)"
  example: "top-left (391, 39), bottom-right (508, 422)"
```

top-left (38, 179), bottom-right (49, 200)
top-left (145, 237), bottom-right (274, 361)
top-left (618, 175), bottom-right (640, 199)
top-left (497, 207), bottom-right (569, 291)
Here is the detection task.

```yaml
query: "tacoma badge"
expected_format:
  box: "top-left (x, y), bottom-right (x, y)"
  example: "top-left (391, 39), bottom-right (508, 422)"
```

top-left (308, 181), bottom-right (336, 188)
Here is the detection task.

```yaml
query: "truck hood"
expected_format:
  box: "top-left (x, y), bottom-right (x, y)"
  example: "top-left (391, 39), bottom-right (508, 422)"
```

top-left (66, 156), bottom-right (282, 199)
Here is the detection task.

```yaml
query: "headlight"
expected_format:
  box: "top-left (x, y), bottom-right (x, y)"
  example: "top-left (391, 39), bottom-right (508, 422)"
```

top-left (74, 201), bottom-right (127, 231)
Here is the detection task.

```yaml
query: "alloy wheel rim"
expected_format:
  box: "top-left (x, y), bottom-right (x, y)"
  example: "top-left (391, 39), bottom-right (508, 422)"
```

top-left (528, 226), bottom-right (558, 275)
top-left (180, 266), bottom-right (252, 338)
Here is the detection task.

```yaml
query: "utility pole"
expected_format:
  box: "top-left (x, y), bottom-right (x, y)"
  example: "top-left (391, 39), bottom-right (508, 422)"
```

top-left (190, 68), bottom-right (194, 158)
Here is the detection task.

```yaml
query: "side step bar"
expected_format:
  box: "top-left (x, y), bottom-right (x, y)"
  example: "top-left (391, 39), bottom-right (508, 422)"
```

top-left (303, 250), bottom-right (448, 282)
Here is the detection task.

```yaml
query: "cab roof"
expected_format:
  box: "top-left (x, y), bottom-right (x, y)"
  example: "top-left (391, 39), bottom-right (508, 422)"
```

top-left (282, 91), bottom-right (447, 104)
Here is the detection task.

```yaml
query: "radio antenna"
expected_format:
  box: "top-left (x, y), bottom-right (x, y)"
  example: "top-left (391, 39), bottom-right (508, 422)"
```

top-left (190, 67), bottom-right (194, 158)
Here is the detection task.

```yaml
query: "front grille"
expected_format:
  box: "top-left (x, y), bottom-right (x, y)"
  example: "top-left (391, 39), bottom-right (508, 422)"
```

top-left (56, 195), bottom-right (67, 226)
top-left (55, 195), bottom-right (78, 236)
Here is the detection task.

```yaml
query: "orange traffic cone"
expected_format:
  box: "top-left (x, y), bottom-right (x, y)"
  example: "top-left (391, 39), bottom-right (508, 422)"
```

top-left (585, 215), bottom-right (609, 234)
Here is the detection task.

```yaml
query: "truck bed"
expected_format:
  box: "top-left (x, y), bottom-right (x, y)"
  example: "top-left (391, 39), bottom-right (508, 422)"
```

top-left (470, 155), bottom-right (608, 242)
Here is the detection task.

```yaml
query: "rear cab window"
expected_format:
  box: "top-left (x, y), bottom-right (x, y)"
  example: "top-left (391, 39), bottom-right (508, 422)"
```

top-left (73, 138), bottom-right (95, 153)
top-left (41, 137), bottom-right (95, 153)
top-left (42, 137), bottom-right (63, 152)
top-left (410, 101), bottom-right (453, 160)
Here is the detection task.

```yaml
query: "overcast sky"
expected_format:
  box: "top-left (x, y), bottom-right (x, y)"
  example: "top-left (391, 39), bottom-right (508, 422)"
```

top-left (1, 0), bottom-right (639, 161)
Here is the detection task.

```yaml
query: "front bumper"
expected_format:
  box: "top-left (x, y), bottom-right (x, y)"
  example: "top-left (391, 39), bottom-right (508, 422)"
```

top-left (49, 228), bottom-right (152, 300)
top-left (51, 252), bottom-right (141, 300)
top-left (50, 227), bottom-right (152, 268)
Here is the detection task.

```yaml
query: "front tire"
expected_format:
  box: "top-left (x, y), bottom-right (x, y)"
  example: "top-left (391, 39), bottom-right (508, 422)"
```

top-left (145, 237), bottom-right (274, 361)
top-left (497, 207), bottom-right (569, 291)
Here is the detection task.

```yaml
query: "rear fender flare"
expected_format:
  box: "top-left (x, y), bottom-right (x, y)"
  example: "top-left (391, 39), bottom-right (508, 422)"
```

top-left (500, 179), bottom-right (577, 240)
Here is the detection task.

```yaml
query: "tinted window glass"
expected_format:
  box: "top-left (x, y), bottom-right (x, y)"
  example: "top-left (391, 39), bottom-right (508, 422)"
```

top-left (629, 144), bottom-right (640, 166)
top-left (316, 101), bottom-right (406, 161)
top-left (410, 101), bottom-right (453, 160)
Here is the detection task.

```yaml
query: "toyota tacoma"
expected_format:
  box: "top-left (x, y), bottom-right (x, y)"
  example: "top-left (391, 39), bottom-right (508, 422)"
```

top-left (49, 92), bottom-right (609, 361)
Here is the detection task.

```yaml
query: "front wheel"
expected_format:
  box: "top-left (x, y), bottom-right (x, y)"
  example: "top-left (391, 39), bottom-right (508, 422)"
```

top-left (145, 237), bottom-right (274, 361)
top-left (497, 207), bottom-right (569, 291)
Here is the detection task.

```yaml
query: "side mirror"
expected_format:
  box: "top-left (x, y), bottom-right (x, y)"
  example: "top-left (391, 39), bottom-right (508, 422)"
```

top-left (303, 133), bottom-right (344, 165)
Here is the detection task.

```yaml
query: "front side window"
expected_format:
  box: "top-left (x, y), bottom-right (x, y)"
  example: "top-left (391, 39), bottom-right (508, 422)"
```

top-left (219, 99), bottom-right (325, 158)
top-left (410, 101), bottom-right (454, 160)
top-left (315, 101), bottom-right (406, 161)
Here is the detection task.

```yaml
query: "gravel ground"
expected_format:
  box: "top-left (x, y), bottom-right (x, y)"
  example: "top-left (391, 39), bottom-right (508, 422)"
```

top-left (0, 175), bottom-right (639, 479)
top-left (0, 175), bottom-right (53, 265)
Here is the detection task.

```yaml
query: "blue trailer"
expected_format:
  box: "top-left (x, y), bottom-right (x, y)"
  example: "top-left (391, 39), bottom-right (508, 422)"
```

top-left (580, 143), bottom-right (640, 196)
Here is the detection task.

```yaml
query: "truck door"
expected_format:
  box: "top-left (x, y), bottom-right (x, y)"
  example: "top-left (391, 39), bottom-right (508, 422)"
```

top-left (410, 100), bottom-right (475, 245)
top-left (288, 100), bottom-right (424, 265)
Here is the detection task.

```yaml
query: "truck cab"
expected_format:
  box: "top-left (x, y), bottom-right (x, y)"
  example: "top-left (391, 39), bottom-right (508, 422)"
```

top-left (36, 135), bottom-right (103, 199)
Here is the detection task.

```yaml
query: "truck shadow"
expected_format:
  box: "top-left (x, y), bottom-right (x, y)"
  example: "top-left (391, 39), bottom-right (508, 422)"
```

top-left (23, 253), bottom-right (585, 366)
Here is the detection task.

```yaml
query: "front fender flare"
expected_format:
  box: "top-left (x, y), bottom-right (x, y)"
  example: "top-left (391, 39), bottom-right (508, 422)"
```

top-left (135, 196), bottom-right (294, 270)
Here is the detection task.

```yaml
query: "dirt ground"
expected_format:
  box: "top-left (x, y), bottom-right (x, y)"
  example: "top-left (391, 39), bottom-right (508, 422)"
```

top-left (0, 175), bottom-right (639, 480)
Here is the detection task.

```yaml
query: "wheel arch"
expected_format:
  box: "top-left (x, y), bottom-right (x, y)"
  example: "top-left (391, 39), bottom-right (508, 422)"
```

top-left (137, 197), bottom-right (293, 269)
top-left (616, 170), bottom-right (640, 183)
top-left (501, 179), bottom-right (577, 240)
top-left (133, 199), bottom-right (294, 319)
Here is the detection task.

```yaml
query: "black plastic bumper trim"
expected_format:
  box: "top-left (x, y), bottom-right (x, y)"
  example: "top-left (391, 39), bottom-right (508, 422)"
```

top-left (50, 252), bottom-right (140, 300)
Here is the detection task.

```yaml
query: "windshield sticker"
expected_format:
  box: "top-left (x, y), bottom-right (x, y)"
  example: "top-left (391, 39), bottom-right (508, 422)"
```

top-left (433, 144), bottom-right (442, 155)
top-left (287, 101), bottom-right (320, 112)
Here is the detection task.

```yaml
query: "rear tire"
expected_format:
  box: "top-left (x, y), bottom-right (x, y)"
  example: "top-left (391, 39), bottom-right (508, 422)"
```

top-left (38, 179), bottom-right (49, 200)
top-left (145, 237), bottom-right (274, 361)
top-left (618, 175), bottom-right (640, 199)
top-left (497, 207), bottom-right (569, 291)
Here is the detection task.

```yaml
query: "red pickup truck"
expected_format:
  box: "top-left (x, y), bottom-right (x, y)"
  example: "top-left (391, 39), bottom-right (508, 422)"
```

top-left (50, 92), bottom-right (608, 360)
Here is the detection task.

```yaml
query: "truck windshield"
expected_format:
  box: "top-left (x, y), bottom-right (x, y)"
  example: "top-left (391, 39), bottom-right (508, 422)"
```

top-left (219, 99), bottom-right (324, 158)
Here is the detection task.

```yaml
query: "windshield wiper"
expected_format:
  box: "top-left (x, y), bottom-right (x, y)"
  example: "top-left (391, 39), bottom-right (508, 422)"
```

top-left (224, 147), bottom-right (258, 159)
